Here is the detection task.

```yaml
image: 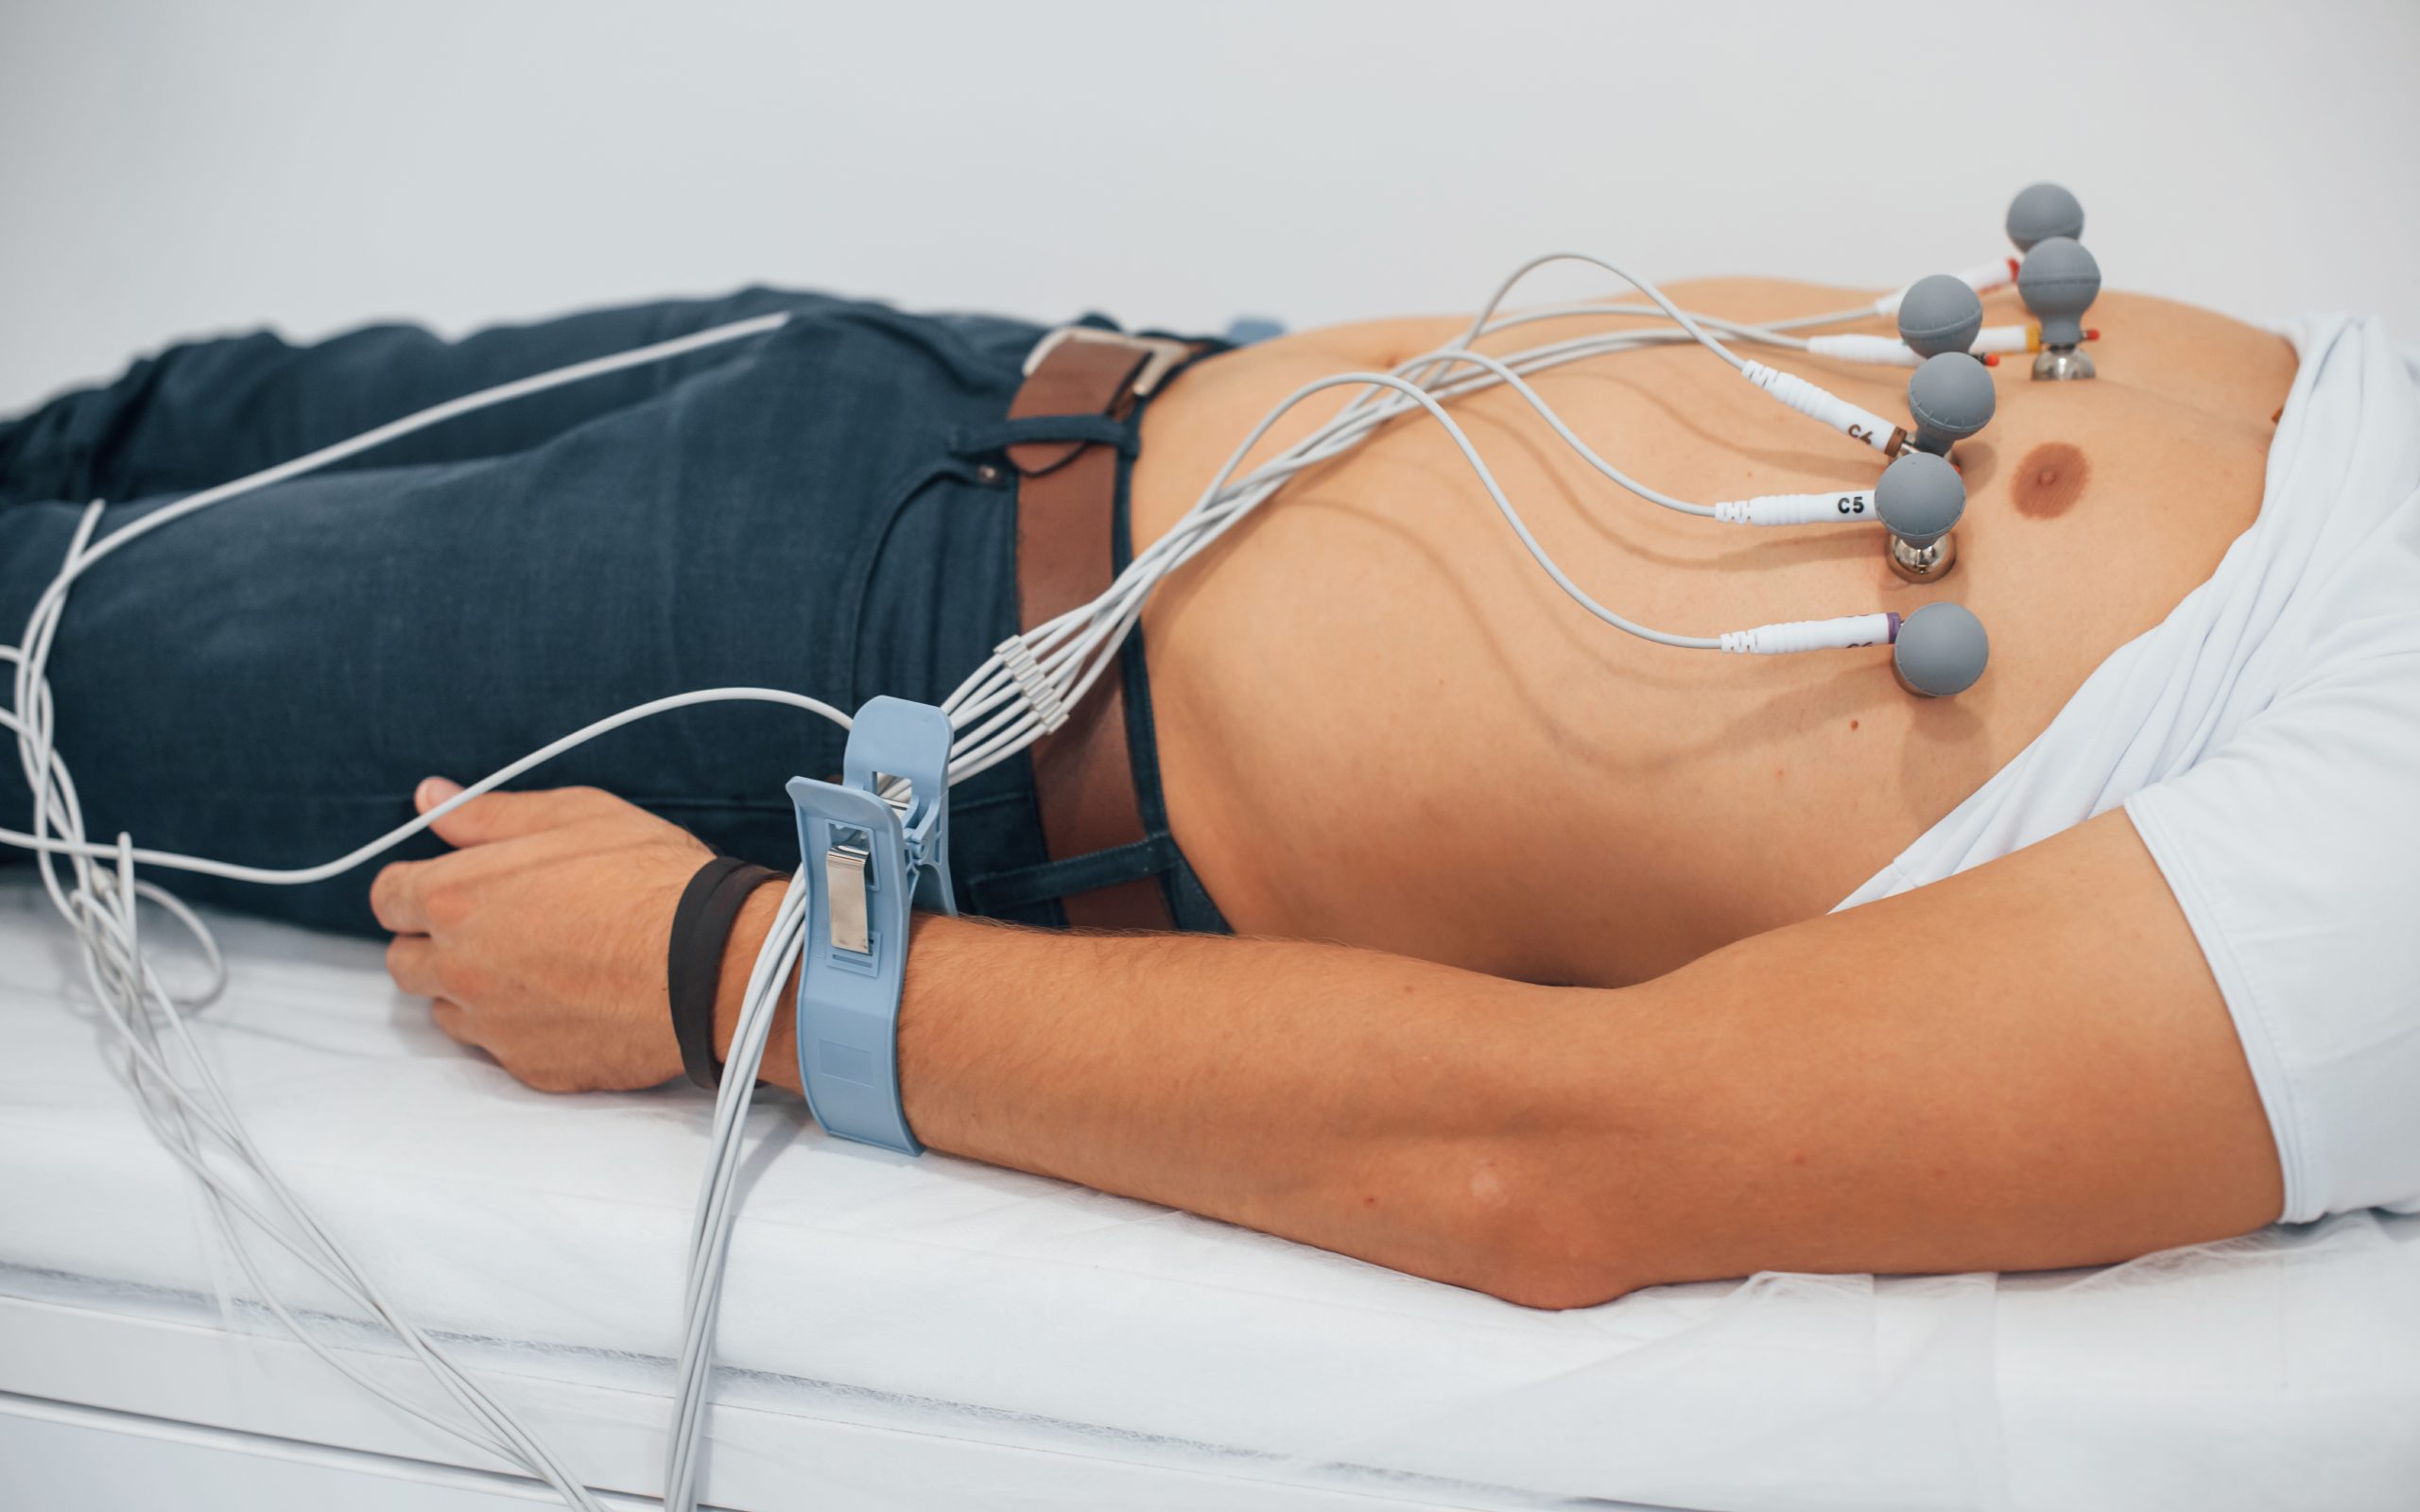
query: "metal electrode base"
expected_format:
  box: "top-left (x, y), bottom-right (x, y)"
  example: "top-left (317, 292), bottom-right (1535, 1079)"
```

top-left (2032, 345), bottom-right (2097, 381)
top-left (1887, 530), bottom-right (1958, 583)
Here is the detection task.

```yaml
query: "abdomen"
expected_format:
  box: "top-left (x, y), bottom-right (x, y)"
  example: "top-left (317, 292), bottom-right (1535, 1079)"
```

top-left (1133, 284), bottom-right (2288, 983)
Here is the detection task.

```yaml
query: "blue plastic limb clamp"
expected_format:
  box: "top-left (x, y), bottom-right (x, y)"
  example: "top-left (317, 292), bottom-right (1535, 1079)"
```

top-left (786, 696), bottom-right (958, 1156)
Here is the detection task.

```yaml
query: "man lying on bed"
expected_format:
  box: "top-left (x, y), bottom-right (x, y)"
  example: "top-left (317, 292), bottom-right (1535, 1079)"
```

top-left (2, 281), bottom-right (2413, 1307)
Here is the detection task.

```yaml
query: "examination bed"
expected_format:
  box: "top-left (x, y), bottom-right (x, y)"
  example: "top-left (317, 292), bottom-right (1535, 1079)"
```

top-left (4, 876), bottom-right (2417, 1511)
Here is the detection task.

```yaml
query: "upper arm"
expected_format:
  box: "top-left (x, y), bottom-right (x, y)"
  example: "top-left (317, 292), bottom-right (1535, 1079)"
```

top-left (1553, 808), bottom-right (2283, 1292)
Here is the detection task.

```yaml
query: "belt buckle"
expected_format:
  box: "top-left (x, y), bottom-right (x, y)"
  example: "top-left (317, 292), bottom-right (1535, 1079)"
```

top-left (1023, 325), bottom-right (1192, 398)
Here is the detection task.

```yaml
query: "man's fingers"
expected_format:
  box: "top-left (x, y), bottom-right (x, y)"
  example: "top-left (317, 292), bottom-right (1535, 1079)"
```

top-left (386, 935), bottom-right (441, 999)
top-left (418, 778), bottom-right (626, 849)
top-left (369, 860), bottom-right (431, 934)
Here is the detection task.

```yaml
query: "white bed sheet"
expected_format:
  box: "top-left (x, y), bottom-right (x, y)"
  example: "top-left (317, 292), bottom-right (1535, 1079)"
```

top-left (5, 876), bottom-right (2418, 1511)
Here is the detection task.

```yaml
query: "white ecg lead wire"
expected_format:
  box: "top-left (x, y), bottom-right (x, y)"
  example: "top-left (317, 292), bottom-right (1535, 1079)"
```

top-left (4, 257), bottom-right (1919, 1511)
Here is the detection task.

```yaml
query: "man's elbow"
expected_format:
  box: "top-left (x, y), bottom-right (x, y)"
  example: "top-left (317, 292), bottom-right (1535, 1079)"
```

top-left (1478, 1256), bottom-right (1634, 1311)
top-left (1449, 1149), bottom-right (1644, 1311)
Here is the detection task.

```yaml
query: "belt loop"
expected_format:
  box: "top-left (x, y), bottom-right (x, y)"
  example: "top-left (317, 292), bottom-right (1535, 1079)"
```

top-left (951, 415), bottom-right (1137, 469)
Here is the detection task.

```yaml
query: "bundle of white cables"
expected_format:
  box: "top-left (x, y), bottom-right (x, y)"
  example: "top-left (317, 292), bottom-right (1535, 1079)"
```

top-left (3, 256), bottom-right (1886, 1508)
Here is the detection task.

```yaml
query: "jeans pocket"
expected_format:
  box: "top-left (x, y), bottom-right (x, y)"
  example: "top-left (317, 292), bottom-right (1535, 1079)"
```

top-left (835, 454), bottom-right (1018, 713)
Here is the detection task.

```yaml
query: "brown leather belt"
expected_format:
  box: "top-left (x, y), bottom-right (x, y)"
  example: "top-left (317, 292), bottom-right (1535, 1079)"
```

top-left (1007, 327), bottom-right (1203, 931)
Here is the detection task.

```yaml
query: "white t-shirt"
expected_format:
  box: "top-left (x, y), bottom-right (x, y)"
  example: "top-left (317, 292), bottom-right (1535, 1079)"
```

top-left (1838, 313), bottom-right (2420, 1225)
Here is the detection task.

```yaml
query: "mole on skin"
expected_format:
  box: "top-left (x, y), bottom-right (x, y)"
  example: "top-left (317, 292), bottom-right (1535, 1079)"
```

top-left (2012, 441), bottom-right (2089, 519)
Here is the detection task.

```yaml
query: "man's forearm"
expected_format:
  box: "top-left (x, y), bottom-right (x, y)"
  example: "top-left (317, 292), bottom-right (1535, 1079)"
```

top-left (705, 812), bottom-right (2279, 1309)
top-left (397, 790), bottom-right (2274, 1305)
top-left (712, 897), bottom-right (1627, 1306)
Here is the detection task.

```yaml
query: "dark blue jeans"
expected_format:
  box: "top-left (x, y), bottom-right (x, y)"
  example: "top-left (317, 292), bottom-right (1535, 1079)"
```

top-left (0, 290), bottom-right (1229, 936)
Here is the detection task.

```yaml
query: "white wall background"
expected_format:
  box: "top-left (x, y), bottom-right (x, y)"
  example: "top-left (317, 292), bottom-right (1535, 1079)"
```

top-left (4, 0), bottom-right (2416, 414)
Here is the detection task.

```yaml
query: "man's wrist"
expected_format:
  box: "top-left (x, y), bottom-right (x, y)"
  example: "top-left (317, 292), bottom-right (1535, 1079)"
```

top-left (711, 892), bottom-right (980, 1108)
top-left (711, 881), bottom-right (803, 1092)
top-left (893, 911), bottom-right (1009, 1156)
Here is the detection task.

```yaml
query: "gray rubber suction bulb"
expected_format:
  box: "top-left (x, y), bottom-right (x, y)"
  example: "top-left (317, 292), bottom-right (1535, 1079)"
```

top-left (1896, 275), bottom-right (1985, 359)
top-left (1906, 352), bottom-right (1996, 455)
top-left (1874, 451), bottom-right (1966, 547)
top-left (1893, 602), bottom-right (1989, 696)
top-left (2016, 236), bottom-right (2100, 347)
top-left (2005, 182), bottom-right (2085, 251)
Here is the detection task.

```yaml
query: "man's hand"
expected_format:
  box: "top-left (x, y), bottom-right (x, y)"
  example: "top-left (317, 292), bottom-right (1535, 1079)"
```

top-left (372, 778), bottom-right (708, 1091)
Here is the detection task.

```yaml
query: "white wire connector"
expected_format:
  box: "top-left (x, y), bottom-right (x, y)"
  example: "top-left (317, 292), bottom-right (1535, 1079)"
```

top-left (1738, 361), bottom-right (1906, 455)
top-left (1954, 255), bottom-right (2022, 297)
top-left (1873, 257), bottom-right (2019, 315)
top-left (1711, 491), bottom-right (1878, 526)
top-left (1718, 612), bottom-right (1896, 655)
top-left (1806, 334), bottom-right (1922, 368)
top-left (1808, 333), bottom-right (2006, 368)
top-left (994, 632), bottom-right (1070, 734)
top-left (1970, 320), bottom-right (2103, 355)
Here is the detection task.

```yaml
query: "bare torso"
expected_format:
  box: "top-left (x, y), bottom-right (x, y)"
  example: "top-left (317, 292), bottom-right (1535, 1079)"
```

top-left (1132, 281), bottom-right (2296, 985)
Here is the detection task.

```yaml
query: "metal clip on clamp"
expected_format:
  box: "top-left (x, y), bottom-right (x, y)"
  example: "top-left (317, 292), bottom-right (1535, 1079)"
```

top-left (786, 696), bottom-right (958, 1155)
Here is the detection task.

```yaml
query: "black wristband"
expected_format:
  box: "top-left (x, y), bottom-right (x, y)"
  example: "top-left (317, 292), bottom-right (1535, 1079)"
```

top-left (666, 855), bottom-right (784, 1091)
